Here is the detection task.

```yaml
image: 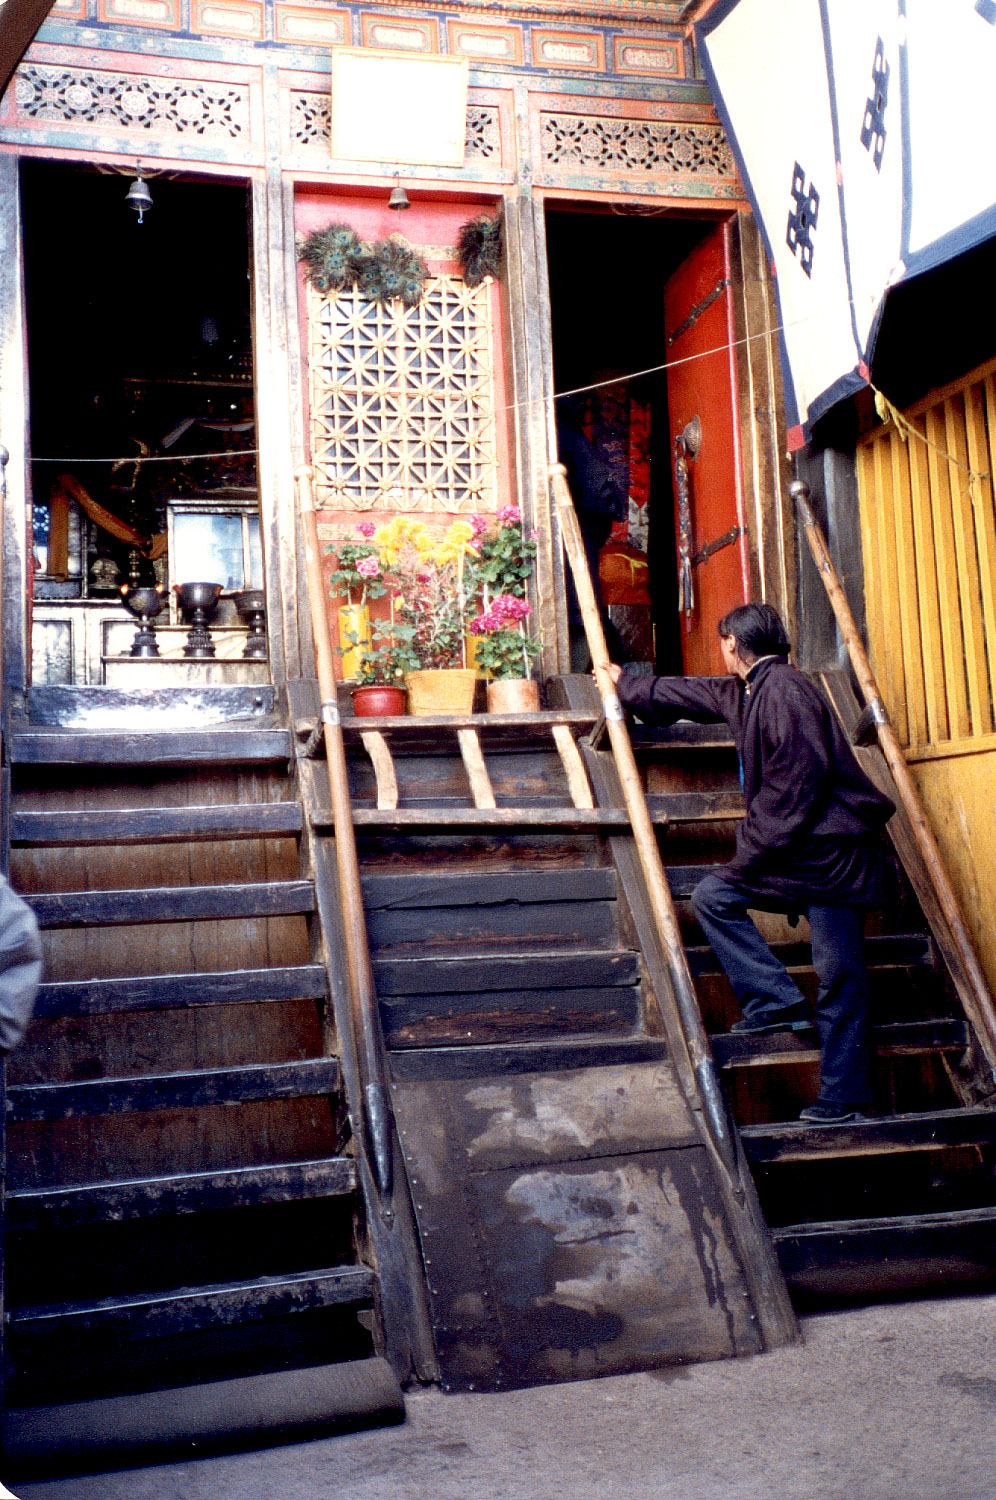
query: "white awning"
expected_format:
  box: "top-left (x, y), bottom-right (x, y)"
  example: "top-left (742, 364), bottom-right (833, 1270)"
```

top-left (697, 0), bottom-right (996, 446)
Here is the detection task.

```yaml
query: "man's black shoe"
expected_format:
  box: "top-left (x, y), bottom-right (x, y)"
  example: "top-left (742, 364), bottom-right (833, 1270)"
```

top-left (798, 1101), bottom-right (869, 1124)
top-left (729, 1006), bottom-right (813, 1036)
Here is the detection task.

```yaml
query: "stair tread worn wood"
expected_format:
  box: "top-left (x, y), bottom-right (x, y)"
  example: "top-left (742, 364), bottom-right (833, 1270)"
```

top-left (361, 868), bottom-right (616, 910)
top-left (772, 1200), bottom-right (996, 1241)
top-left (388, 1034), bottom-right (668, 1081)
top-left (713, 1017), bottom-right (968, 1067)
top-left (373, 947), bottom-right (638, 996)
top-left (26, 880), bottom-right (315, 928)
top-left (11, 803), bottom-right (304, 847)
top-left (8, 1264), bottom-right (377, 1336)
top-left (7, 1057), bottom-right (340, 1121)
top-left (7, 1157), bottom-right (357, 1230)
top-left (740, 1104), bottom-right (996, 1161)
top-left (9, 728), bottom-right (292, 766)
top-left (686, 932), bottom-right (933, 974)
top-left (34, 965), bottom-right (328, 1019)
top-left (318, 793), bottom-right (742, 832)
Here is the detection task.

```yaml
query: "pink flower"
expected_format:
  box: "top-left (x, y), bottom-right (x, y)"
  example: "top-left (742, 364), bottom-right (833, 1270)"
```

top-left (472, 596), bottom-right (530, 634)
top-left (357, 522), bottom-right (376, 538)
top-left (470, 514), bottom-right (489, 537)
top-left (497, 505), bottom-right (521, 525)
top-left (356, 555), bottom-right (380, 578)
top-left (530, 529), bottom-right (539, 541)
top-left (491, 594), bottom-right (530, 624)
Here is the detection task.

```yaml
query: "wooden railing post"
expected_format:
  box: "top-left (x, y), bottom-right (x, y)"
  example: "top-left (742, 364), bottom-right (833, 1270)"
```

top-left (792, 477), bottom-right (996, 1070)
top-left (294, 463), bottom-right (394, 1203)
top-left (548, 461), bottom-right (798, 1347)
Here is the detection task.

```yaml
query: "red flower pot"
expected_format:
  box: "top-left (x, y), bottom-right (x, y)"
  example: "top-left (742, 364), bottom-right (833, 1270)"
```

top-left (351, 684), bottom-right (407, 717)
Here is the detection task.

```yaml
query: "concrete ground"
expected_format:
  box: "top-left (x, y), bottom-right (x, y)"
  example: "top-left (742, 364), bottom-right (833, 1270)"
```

top-left (12, 1293), bottom-right (996, 1500)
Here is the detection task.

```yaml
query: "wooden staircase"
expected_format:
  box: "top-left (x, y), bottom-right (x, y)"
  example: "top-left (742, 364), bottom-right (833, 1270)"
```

top-left (4, 666), bottom-right (994, 1432)
top-left (0, 686), bottom-right (409, 1437)
top-left (553, 675), bottom-right (996, 1309)
top-left (307, 697), bottom-right (797, 1390)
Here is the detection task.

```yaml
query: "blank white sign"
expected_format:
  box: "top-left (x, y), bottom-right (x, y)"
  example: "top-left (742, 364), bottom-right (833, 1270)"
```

top-left (330, 48), bottom-right (469, 167)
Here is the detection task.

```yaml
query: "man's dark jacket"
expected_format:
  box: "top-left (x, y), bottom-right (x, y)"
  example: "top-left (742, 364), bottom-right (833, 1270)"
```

top-left (617, 657), bottom-right (895, 907)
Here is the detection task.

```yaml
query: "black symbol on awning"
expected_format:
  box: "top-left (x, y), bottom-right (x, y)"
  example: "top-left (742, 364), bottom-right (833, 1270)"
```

top-left (786, 164), bottom-right (819, 278)
top-left (860, 36), bottom-right (890, 170)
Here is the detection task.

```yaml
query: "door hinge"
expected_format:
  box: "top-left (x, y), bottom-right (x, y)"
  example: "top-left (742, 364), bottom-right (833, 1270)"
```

top-left (691, 524), bottom-right (745, 568)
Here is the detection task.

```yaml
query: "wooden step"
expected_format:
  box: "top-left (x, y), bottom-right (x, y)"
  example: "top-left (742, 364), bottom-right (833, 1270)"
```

top-left (26, 880), bottom-right (315, 929)
top-left (362, 864), bottom-right (620, 953)
top-left (7, 1265), bottom-right (376, 1342)
top-left (713, 1017), bottom-right (969, 1068)
top-left (740, 1104), bottom-right (996, 1162)
top-left (10, 727), bottom-right (292, 766)
top-left (7, 1058), bottom-right (340, 1122)
top-left (376, 947), bottom-right (641, 1046)
top-left (34, 965), bottom-right (328, 1020)
top-left (361, 868), bottom-right (616, 911)
top-left (20, 685), bottom-right (278, 728)
top-left (686, 933), bottom-right (933, 976)
top-left (319, 792), bottom-right (742, 833)
top-left (6, 1158), bottom-right (357, 1231)
top-left (772, 1204), bottom-right (996, 1297)
top-left (11, 802), bottom-right (303, 847)
top-left (372, 947), bottom-right (638, 996)
top-left (630, 723), bottom-right (736, 750)
top-left (340, 710), bottom-right (598, 750)
top-left (389, 1034), bottom-right (668, 1083)
top-left (381, 989), bottom-right (640, 1048)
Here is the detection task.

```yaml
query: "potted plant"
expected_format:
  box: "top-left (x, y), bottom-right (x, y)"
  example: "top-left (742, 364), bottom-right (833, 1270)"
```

top-left (373, 516), bottom-right (479, 716)
top-left (467, 505), bottom-right (537, 600)
top-left (326, 524), bottom-right (389, 680)
top-left (469, 594), bottom-right (542, 712)
top-left (347, 620), bottom-right (419, 717)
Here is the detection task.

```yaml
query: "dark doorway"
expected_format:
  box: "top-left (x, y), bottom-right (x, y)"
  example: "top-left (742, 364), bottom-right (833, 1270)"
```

top-left (20, 162), bottom-right (258, 686)
top-left (545, 205), bottom-right (713, 674)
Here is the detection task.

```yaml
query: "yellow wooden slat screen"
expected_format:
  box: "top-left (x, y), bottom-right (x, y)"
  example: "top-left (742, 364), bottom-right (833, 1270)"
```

top-left (857, 356), bottom-right (996, 754)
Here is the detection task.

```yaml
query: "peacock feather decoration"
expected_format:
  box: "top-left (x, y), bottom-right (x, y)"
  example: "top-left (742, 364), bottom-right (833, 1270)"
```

top-left (375, 235), bottom-right (428, 308)
top-left (298, 223), bottom-right (362, 294)
top-left (299, 222), bottom-right (427, 308)
top-left (457, 211), bottom-right (503, 288)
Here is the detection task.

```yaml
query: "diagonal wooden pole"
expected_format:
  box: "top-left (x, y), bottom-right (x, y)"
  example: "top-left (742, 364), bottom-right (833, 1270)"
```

top-left (550, 461), bottom-right (798, 1347)
top-left (549, 463), bottom-right (729, 1143)
top-left (792, 478), bottom-right (996, 1068)
top-left (295, 462), bottom-right (394, 1202)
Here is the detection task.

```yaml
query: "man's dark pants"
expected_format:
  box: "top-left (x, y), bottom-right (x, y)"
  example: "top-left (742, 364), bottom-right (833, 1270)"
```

top-left (691, 873), bottom-right (872, 1110)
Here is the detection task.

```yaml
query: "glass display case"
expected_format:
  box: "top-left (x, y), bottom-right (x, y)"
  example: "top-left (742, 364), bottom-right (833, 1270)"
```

top-left (167, 499), bottom-right (262, 619)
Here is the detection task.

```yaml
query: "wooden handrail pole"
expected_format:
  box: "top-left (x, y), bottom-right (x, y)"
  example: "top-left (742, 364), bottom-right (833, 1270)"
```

top-left (791, 478), bottom-right (996, 1066)
top-left (549, 464), bottom-right (717, 1077)
top-left (295, 463), bottom-right (394, 1202)
top-left (549, 462), bottom-right (800, 1348)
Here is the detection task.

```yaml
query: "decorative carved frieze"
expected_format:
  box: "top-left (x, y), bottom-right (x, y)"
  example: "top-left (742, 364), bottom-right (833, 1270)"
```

top-left (541, 112), bottom-right (733, 181)
top-left (14, 63), bottom-right (250, 139)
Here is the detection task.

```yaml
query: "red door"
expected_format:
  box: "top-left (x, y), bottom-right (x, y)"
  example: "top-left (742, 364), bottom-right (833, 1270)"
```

top-left (663, 220), bottom-right (749, 676)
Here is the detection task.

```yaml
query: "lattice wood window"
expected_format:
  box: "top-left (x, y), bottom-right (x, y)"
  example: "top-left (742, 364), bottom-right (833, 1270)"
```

top-left (308, 276), bottom-right (498, 513)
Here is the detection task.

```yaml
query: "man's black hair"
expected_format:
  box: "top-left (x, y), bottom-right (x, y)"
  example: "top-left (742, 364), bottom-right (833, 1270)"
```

top-left (717, 602), bottom-right (791, 661)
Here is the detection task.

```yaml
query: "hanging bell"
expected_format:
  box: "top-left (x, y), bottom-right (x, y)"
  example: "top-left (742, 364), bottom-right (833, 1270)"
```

top-left (388, 184), bottom-right (410, 212)
top-left (126, 168), bottom-right (153, 224)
